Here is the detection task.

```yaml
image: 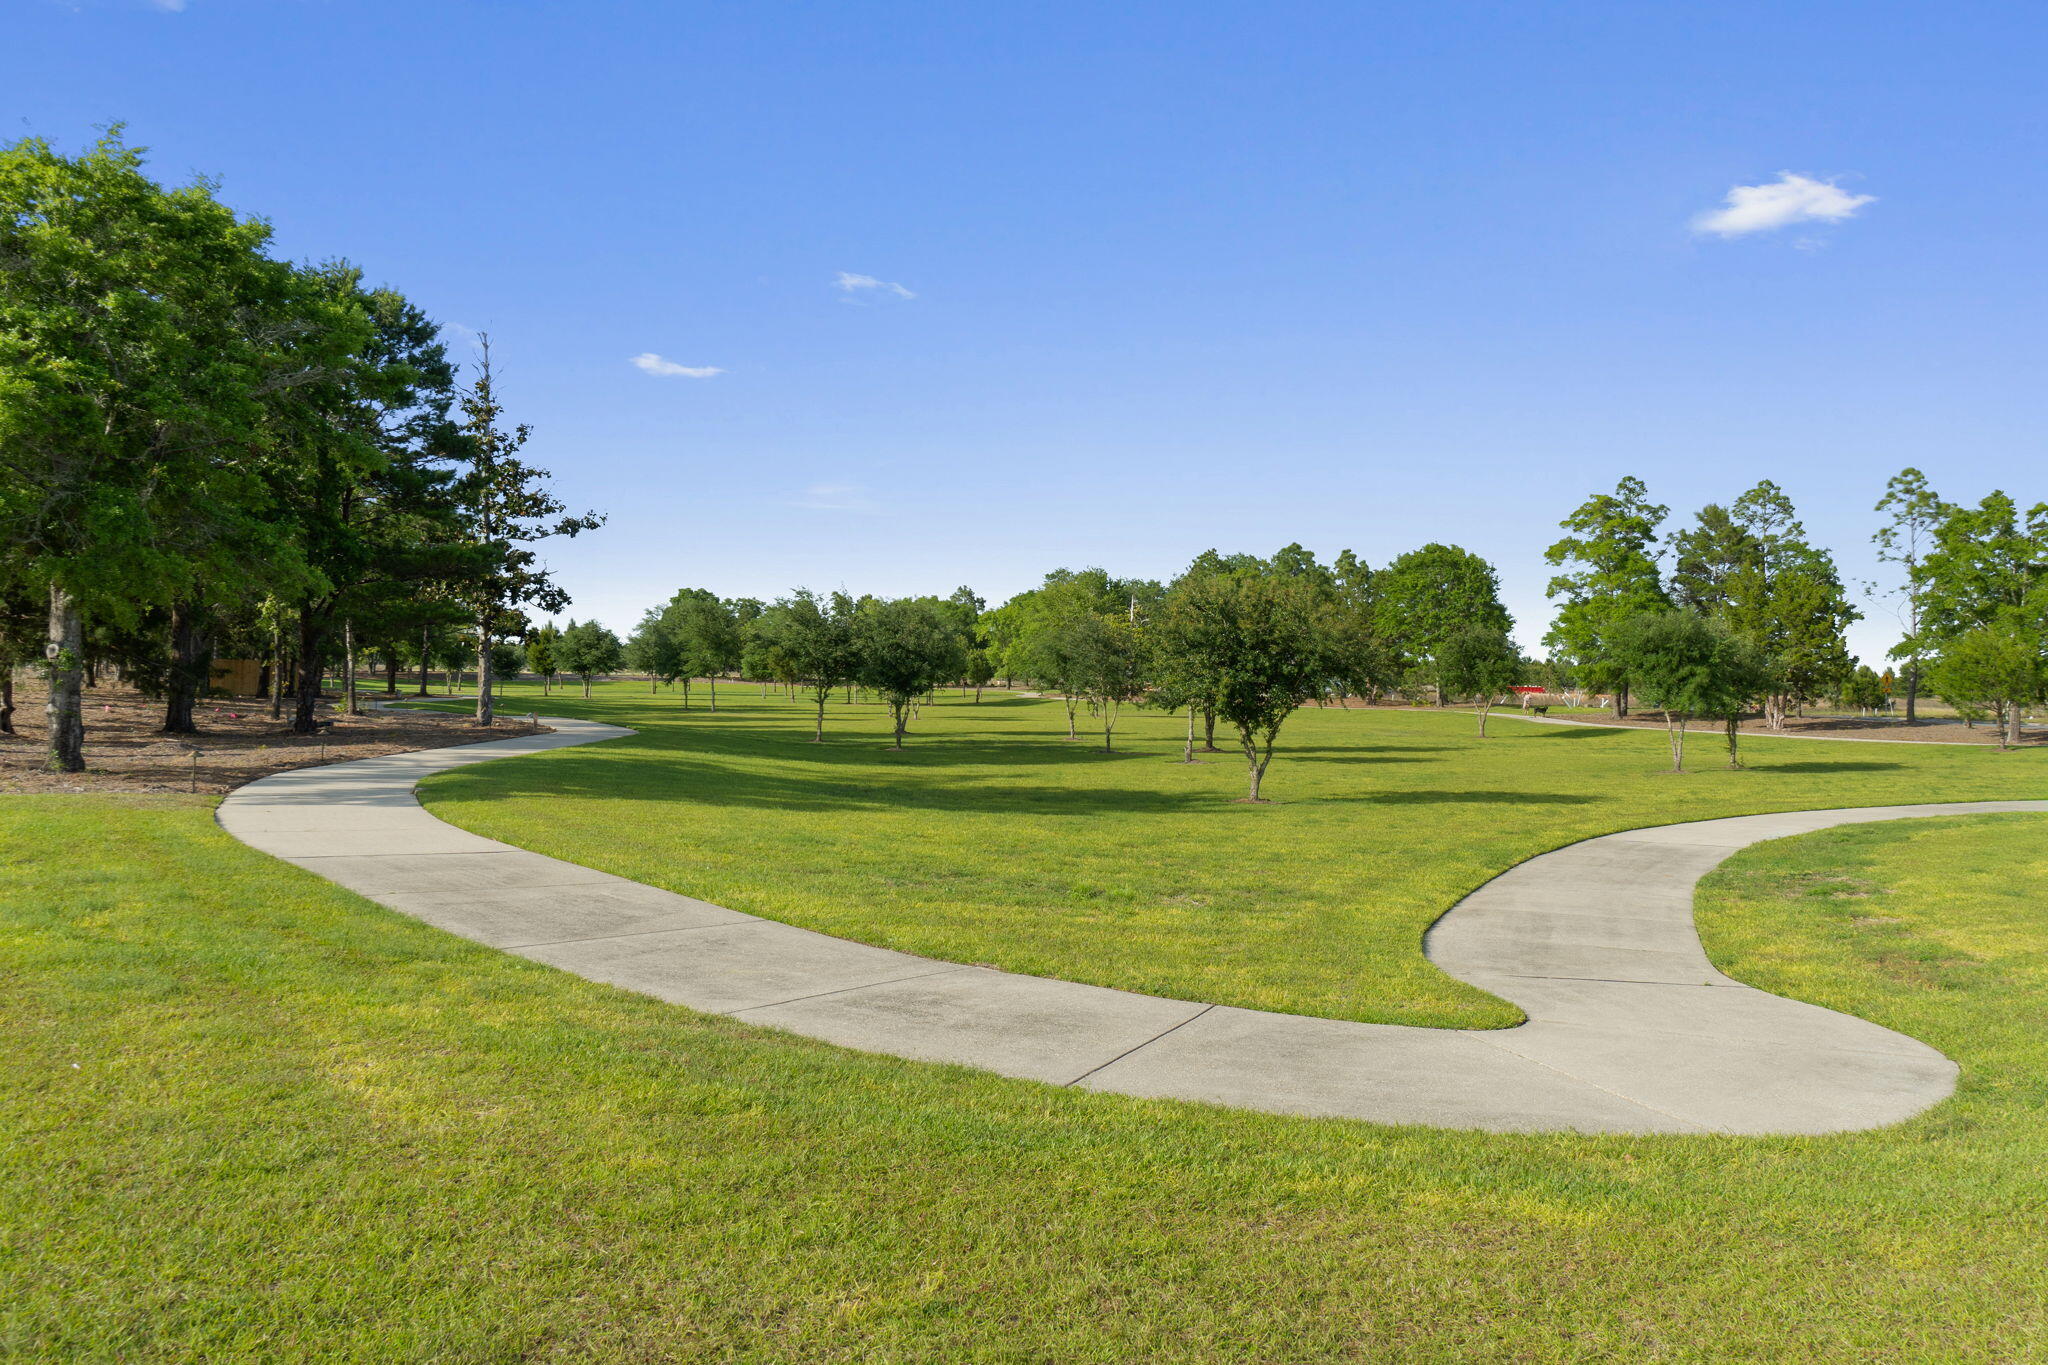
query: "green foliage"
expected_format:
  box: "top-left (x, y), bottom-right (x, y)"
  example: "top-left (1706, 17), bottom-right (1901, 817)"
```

top-left (1153, 569), bottom-right (1343, 799)
top-left (749, 590), bottom-right (859, 739)
top-left (852, 597), bottom-right (967, 746)
top-left (1434, 625), bottom-right (1521, 735)
top-left (524, 622), bottom-right (561, 682)
top-left (1373, 543), bottom-right (1512, 684)
top-left (1929, 624), bottom-right (2042, 748)
top-left (555, 619), bottom-right (623, 696)
top-left (1544, 476), bottom-right (1670, 709)
top-left (1611, 609), bottom-right (1769, 771)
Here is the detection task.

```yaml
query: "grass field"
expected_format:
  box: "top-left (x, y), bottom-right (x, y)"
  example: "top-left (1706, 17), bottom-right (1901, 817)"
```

top-left (7, 789), bottom-right (2048, 1361)
top-left (415, 682), bottom-right (2046, 1026)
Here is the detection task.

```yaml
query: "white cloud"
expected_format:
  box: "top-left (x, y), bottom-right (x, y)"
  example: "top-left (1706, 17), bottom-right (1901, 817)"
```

top-left (834, 271), bottom-right (916, 300)
top-left (630, 353), bottom-right (724, 379)
top-left (1693, 172), bottom-right (1874, 238)
top-left (795, 482), bottom-right (879, 512)
top-left (145, 0), bottom-right (187, 11)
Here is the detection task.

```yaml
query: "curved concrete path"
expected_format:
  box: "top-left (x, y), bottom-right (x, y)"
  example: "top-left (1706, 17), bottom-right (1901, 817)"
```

top-left (216, 717), bottom-right (2048, 1135)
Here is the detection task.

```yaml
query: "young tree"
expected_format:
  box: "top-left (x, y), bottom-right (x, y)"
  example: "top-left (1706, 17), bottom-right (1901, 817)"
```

top-left (752, 589), bottom-right (859, 741)
top-left (1152, 569), bottom-right (1341, 802)
top-left (1065, 613), bottom-right (1150, 751)
top-left (852, 598), bottom-right (966, 748)
top-left (1929, 624), bottom-right (2041, 749)
top-left (1611, 609), bottom-right (1749, 773)
top-left (525, 622), bottom-right (561, 695)
top-left (661, 590), bottom-right (742, 710)
top-left (453, 337), bottom-right (602, 727)
top-left (1873, 468), bottom-right (1946, 721)
top-left (626, 609), bottom-right (684, 695)
top-left (1373, 543), bottom-right (1512, 704)
top-left (555, 619), bottom-right (623, 698)
top-left (1544, 477), bottom-right (1670, 717)
top-left (1435, 625), bottom-right (1522, 736)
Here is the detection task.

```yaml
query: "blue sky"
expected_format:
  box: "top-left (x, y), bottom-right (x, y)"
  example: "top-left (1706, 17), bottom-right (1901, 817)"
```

top-left (10, 1), bottom-right (2046, 663)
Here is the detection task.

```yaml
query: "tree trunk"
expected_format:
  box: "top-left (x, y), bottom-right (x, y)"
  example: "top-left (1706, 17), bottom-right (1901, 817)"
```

top-left (1725, 716), bottom-right (1743, 769)
top-left (418, 626), bottom-right (432, 696)
top-left (1063, 696), bottom-right (1078, 739)
top-left (1614, 684), bottom-right (1630, 720)
top-left (582, 674), bottom-right (592, 698)
top-left (709, 675), bottom-right (717, 711)
top-left (44, 584), bottom-right (85, 772)
top-left (1903, 664), bottom-right (1918, 723)
top-left (0, 668), bottom-right (14, 735)
top-left (1202, 705), bottom-right (1220, 752)
top-left (2004, 701), bottom-right (2022, 750)
top-left (161, 600), bottom-right (208, 735)
top-left (891, 699), bottom-right (908, 748)
top-left (292, 605), bottom-right (325, 736)
top-left (1243, 746), bottom-right (1270, 801)
top-left (814, 691), bottom-right (827, 742)
top-left (343, 619), bottom-right (359, 717)
top-left (1476, 699), bottom-right (1491, 738)
top-left (271, 630), bottom-right (286, 721)
top-left (1183, 703), bottom-right (1196, 763)
top-left (1666, 714), bottom-right (1687, 773)
top-left (475, 615), bottom-right (495, 727)
top-left (385, 651), bottom-right (399, 694)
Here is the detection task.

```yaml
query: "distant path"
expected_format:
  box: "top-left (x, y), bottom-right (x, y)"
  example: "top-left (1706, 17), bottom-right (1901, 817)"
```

top-left (216, 716), bottom-right (2045, 1134)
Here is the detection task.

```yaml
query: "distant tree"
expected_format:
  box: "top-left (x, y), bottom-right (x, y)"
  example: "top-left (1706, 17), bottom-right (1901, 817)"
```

top-left (1873, 468), bottom-right (1946, 721)
top-left (1710, 482), bottom-right (1858, 729)
top-left (1065, 613), bottom-right (1149, 751)
top-left (489, 638), bottom-right (526, 685)
top-left (626, 608), bottom-right (684, 695)
top-left (1612, 609), bottom-right (1758, 773)
top-left (1929, 624), bottom-right (2041, 749)
top-left (1545, 477), bottom-right (1670, 717)
top-left (556, 619), bottom-right (622, 697)
top-left (1841, 664), bottom-right (1887, 715)
top-left (1152, 569), bottom-right (1341, 802)
top-left (452, 337), bottom-right (602, 727)
top-left (525, 622), bottom-right (561, 695)
top-left (853, 598), bottom-right (967, 748)
top-left (1373, 543), bottom-right (1512, 703)
top-left (1435, 625), bottom-right (1522, 736)
top-left (659, 589), bottom-right (741, 709)
top-left (753, 589), bottom-right (859, 741)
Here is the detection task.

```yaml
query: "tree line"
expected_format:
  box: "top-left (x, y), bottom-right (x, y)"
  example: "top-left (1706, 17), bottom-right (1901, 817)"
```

top-left (0, 133), bottom-right (600, 771)
top-left (588, 468), bottom-right (2043, 797)
top-left (1544, 471), bottom-right (2048, 763)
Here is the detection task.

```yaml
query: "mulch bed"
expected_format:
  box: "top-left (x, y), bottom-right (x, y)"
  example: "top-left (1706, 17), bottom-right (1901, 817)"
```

top-left (0, 678), bottom-right (547, 795)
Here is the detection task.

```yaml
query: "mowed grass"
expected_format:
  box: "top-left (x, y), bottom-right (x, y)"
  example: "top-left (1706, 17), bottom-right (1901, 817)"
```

top-left (7, 794), bottom-right (2048, 1361)
top-left (418, 682), bottom-right (2046, 1026)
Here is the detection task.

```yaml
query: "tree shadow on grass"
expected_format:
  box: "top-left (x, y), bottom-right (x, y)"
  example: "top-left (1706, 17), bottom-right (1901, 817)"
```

top-left (427, 751), bottom-right (1227, 818)
top-left (1756, 761), bottom-right (1908, 774)
top-left (1353, 789), bottom-right (1601, 806)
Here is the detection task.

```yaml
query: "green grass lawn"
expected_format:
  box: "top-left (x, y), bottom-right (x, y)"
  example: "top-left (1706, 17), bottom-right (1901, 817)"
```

top-left (415, 682), bottom-right (2046, 1026)
top-left (7, 792), bottom-right (2048, 1361)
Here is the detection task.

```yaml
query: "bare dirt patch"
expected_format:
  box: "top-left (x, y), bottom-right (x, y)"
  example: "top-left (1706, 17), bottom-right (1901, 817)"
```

top-left (0, 677), bottom-right (545, 795)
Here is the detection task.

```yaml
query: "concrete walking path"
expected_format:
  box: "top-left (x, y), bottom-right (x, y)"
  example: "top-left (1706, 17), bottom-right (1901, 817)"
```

top-left (216, 716), bottom-right (2048, 1134)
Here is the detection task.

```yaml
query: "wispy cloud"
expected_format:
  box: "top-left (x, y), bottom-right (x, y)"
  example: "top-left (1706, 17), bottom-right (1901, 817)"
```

top-left (1693, 172), bottom-right (1874, 238)
top-left (795, 482), bottom-right (880, 513)
top-left (834, 271), bottom-right (916, 300)
top-left (145, 0), bottom-right (188, 11)
top-left (630, 352), bottom-right (725, 379)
